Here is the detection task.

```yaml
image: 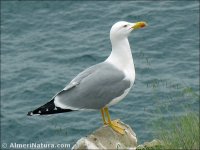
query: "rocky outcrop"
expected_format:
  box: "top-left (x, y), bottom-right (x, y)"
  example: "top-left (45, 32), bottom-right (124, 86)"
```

top-left (136, 139), bottom-right (164, 150)
top-left (72, 120), bottom-right (137, 149)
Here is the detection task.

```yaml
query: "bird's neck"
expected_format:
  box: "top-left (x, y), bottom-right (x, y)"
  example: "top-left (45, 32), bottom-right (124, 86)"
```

top-left (106, 38), bottom-right (134, 70)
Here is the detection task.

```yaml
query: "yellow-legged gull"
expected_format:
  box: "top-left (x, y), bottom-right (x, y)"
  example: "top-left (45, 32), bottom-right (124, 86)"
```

top-left (28, 21), bottom-right (147, 134)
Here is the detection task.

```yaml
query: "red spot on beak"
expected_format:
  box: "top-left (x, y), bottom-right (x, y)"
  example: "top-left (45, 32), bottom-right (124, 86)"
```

top-left (140, 23), bottom-right (145, 28)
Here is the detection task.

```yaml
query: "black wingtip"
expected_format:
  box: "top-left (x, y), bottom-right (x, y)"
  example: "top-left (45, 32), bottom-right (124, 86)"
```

top-left (27, 99), bottom-right (74, 116)
top-left (27, 111), bottom-right (34, 116)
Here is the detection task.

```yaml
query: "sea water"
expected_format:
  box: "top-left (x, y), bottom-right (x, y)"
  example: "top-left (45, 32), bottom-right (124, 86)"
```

top-left (1, 1), bottom-right (199, 147)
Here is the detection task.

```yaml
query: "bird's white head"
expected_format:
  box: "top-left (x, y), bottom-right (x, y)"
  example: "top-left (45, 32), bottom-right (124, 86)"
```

top-left (110, 21), bottom-right (147, 41)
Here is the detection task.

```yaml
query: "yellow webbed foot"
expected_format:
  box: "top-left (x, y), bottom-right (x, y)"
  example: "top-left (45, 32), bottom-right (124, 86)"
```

top-left (111, 119), bottom-right (124, 129)
top-left (101, 107), bottom-right (125, 135)
top-left (109, 119), bottom-right (125, 135)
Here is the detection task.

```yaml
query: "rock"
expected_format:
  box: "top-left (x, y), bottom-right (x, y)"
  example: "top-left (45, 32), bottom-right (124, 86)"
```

top-left (136, 139), bottom-right (164, 150)
top-left (72, 120), bottom-right (137, 150)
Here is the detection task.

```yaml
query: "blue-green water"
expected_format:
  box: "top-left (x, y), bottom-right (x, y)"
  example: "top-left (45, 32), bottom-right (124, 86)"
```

top-left (1, 1), bottom-right (199, 148)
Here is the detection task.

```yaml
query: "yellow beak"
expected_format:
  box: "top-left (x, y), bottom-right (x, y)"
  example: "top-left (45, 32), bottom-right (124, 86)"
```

top-left (132, 21), bottom-right (148, 29)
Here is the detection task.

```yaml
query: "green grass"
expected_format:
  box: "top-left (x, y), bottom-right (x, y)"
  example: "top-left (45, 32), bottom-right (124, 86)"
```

top-left (137, 112), bottom-right (199, 150)
top-left (156, 112), bottom-right (199, 150)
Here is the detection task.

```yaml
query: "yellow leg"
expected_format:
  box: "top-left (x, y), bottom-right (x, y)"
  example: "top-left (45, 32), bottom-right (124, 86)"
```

top-left (104, 107), bottom-right (125, 134)
top-left (100, 108), bottom-right (107, 125)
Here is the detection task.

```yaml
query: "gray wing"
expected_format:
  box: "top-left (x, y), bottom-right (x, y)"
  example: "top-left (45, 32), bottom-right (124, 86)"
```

top-left (54, 62), bottom-right (131, 110)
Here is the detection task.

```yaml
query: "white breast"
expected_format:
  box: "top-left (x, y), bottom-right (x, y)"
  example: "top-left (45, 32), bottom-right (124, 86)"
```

top-left (105, 36), bottom-right (136, 106)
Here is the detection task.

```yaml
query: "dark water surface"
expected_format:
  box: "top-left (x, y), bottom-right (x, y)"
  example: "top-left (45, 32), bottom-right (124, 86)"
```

top-left (1, 1), bottom-right (199, 147)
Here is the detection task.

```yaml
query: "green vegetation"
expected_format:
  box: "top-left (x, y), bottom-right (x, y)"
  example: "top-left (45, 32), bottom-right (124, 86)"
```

top-left (157, 112), bottom-right (199, 150)
top-left (137, 112), bottom-right (199, 150)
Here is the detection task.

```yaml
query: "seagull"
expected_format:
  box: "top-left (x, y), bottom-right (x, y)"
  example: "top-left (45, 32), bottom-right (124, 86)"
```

top-left (28, 21), bottom-right (147, 134)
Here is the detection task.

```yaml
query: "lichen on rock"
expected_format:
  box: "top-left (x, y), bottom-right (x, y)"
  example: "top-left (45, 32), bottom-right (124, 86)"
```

top-left (72, 120), bottom-right (137, 150)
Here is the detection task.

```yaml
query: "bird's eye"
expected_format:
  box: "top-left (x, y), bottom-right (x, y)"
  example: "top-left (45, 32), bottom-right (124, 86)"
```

top-left (123, 25), bottom-right (128, 27)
